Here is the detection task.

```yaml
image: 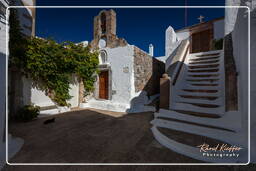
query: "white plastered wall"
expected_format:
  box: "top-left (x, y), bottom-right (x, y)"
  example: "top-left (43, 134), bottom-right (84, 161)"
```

top-left (106, 45), bottom-right (134, 104)
top-left (82, 45), bottom-right (135, 112)
top-left (225, 0), bottom-right (255, 162)
top-left (176, 30), bottom-right (190, 41)
top-left (213, 19), bottom-right (225, 40)
top-left (165, 26), bottom-right (179, 58)
top-left (30, 80), bottom-right (80, 109)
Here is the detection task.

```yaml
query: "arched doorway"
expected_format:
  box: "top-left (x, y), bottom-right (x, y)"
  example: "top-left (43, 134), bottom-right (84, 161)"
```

top-left (98, 50), bottom-right (110, 100)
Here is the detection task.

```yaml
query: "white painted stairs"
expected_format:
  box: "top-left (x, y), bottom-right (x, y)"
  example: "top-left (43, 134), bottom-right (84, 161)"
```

top-left (151, 50), bottom-right (248, 163)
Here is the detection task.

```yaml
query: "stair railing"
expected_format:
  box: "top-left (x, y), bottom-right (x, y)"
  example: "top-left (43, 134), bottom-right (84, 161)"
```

top-left (159, 39), bottom-right (190, 109)
top-left (169, 39), bottom-right (190, 86)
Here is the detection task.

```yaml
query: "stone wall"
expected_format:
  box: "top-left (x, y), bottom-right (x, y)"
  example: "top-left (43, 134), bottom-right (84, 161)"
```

top-left (133, 46), bottom-right (165, 96)
top-left (224, 33), bottom-right (238, 111)
top-left (90, 9), bottom-right (127, 49)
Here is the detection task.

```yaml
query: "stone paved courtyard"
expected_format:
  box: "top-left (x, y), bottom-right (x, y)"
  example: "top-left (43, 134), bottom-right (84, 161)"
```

top-left (3, 109), bottom-right (256, 171)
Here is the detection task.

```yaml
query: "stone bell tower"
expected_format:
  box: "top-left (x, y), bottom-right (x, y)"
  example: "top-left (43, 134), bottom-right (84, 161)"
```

top-left (90, 9), bottom-right (127, 49)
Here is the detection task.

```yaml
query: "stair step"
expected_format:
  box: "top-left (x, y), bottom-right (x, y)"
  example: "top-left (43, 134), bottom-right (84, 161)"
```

top-left (155, 109), bottom-right (241, 131)
top-left (151, 126), bottom-right (247, 163)
top-left (189, 60), bottom-right (219, 65)
top-left (174, 96), bottom-right (222, 105)
top-left (151, 119), bottom-right (245, 146)
top-left (188, 61), bottom-right (220, 66)
top-left (195, 53), bottom-right (220, 57)
top-left (40, 105), bottom-right (57, 111)
top-left (177, 101), bottom-right (219, 108)
top-left (182, 89), bottom-right (218, 93)
top-left (179, 85), bottom-right (219, 90)
top-left (172, 109), bottom-right (220, 118)
top-left (177, 90), bottom-right (220, 97)
top-left (171, 102), bottom-right (223, 115)
top-left (190, 50), bottom-right (222, 56)
top-left (176, 84), bottom-right (220, 90)
top-left (186, 78), bottom-right (219, 82)
top-left (178, 95), bottom-right (218, 100)
top-left (189, 56), bottom-right (220, 61)
top-left (188, 64), bottom-right (219, 69)
top-left (188, 69), bottom-right (219, 73)
top-left (189, 83), bottom-right (218, 86)
top-left (186, 70), bottom-right (220, 75)
top-left (155, 118), bottom-right (233, 133)
top-left (187, 74), bottom-right (219, 78)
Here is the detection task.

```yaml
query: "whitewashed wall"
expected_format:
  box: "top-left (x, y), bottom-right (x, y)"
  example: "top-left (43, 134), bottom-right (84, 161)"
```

top-left (225, 0), bottom-right (255, 162)
top-left (30, 87), bottom-right (55, 107)
top-left (165, 26), bottom-right (180, 58)
top-left (29, 81), bottom-right (80, 108)
top-left (176, 30), bottom-right (190, 41)
top-left (82, 45), bottom-right (135, 112)
top-left (68, 76), bottom-right (79, 108)
top-left (213, 19), bottom-right (225, 39)
top-left (105, 45), bottom-right (134, 104)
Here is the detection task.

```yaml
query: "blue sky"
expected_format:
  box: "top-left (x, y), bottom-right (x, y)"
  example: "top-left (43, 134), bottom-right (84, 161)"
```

top-left (35, 1), bottom-right (225, 57)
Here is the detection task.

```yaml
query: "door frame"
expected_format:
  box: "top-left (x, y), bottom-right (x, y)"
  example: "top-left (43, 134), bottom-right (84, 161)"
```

top-left (97, 67), bottom-right (112, 100)
top-left (189, 22), bottom-right (214, 53)
top-left (191, 29), bottom-right (212, 53)
top-left (99, 70), bottom-right (109, 100)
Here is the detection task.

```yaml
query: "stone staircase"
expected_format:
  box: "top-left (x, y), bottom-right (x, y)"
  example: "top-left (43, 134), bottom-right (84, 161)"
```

top-left (171, 50), bottom-right (225, 118)
top-left (151, 50), bottom-right (248, 163)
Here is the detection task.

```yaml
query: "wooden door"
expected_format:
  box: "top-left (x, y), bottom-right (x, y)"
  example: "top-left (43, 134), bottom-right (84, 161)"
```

top-left (192, 29), bottom-right (211, 53)
top-left (99, 71), bottom-right (108, 99)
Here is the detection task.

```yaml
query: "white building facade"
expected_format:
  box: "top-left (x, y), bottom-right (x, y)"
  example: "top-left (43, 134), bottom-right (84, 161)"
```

top-left (82, 10), bottom-right (165, 113)
top-left (1, 0), bottom-right (36, 168)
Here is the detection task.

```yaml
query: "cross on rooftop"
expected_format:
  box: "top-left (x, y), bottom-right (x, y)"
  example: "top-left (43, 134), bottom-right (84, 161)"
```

top-left (198, 15), bottom-right (205, 23)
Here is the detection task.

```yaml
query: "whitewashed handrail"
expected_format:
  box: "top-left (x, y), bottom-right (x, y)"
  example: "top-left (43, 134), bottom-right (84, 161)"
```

top-left (168, 39), bottom-right (190, 85)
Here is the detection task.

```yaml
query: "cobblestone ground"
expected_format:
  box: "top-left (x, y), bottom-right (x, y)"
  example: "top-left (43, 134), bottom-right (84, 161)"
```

top-left (3, 109), bottom-right (255, 171)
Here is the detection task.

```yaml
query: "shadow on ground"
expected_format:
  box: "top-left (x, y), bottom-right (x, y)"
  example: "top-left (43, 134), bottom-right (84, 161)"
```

top-left (4, 109), bottom-right (256, 170)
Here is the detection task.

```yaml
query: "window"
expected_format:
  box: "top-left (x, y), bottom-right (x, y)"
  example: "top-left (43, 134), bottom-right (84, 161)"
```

top-left (101, 13), bottom-right (106, 34)
top-left (99, 51), bottom-right (107, 64)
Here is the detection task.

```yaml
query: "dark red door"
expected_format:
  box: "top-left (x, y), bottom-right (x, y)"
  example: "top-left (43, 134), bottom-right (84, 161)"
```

top-left (99, 71), bottom-right (108, 99)
top-left (192, 29), bottom-right (211, 53)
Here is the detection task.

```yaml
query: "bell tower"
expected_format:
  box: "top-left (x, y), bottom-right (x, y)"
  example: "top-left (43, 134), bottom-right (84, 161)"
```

top-left (93, 9), bottom-right (116, 39)
top-left (90, 9), bottom-right (127, 49)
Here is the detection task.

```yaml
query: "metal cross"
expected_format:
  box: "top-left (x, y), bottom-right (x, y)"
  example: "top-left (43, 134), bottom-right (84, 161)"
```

top-left (198, 15), bottom-right (205, 23)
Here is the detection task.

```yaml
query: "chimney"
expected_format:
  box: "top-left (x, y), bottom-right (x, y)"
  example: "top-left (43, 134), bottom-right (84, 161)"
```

top-left (149, 44), bottom-right (154, 56)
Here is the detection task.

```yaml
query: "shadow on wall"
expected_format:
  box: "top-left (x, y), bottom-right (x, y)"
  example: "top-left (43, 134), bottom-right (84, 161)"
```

top-left (126, 57), bottom-right (165, 113)
top-left (0, 52), bottom-right (6, 143)
top-left (8, 62), bottom-right (33, 119)
top-left (165, 41), bottom-right (183, 73)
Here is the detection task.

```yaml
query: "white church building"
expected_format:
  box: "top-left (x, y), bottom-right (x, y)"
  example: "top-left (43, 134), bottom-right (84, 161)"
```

top-left (6, 9), bottom-right (165, 115)
top-left (81, 9), bottom-right (165, 112)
